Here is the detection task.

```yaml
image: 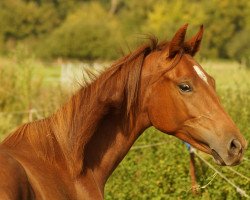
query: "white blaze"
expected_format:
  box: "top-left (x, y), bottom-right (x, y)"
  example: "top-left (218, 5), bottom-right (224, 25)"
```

top-left (193, 65), bottom-right (208, 84)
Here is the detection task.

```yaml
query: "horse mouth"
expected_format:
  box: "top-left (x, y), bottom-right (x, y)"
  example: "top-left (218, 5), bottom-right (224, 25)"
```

top-left (211, 149), bottom-right (226, 166)
top-left (175, 130), bottom-right (244, 166)
top-left (175, 130), bottom-right (228, 166)
top-left (175, 130), bottom-right (211, 154)
top-left (185, 134), bottom-right (227, 166)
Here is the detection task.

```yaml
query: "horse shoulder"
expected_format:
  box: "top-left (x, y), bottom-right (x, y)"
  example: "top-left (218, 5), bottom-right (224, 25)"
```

top-left (0, 150), bottom-right (34, 200)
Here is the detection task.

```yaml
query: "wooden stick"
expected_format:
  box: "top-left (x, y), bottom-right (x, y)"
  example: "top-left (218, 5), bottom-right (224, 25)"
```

top-left (190, 151), bottom-right (198, 194)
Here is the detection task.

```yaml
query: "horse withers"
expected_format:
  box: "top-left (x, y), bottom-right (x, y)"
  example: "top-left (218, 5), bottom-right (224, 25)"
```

top-left (0, 24), bottom-right (247, 199)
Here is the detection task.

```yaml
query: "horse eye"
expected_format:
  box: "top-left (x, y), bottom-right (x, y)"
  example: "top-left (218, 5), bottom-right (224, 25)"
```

top-left (178, 83), bottom-right (192, 92)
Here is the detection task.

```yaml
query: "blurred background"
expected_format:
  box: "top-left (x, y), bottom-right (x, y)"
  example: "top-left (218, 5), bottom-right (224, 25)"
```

top-left (0, 0), bottom-right (250, 62)
top-left (0, 0), bottom-right (250, 199)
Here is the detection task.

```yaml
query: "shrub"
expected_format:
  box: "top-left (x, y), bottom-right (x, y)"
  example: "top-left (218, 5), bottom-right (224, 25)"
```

top-left (0, 0), bottom-right (60, 52)
top-left (0, 46), bottom-right (64, 137)
top-left (38, 2), bottom-right (122, 60)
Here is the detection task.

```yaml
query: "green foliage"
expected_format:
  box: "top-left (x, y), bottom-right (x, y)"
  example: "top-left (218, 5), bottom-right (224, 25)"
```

top-left (228, 30), bottom-right (250, 66)
top-left (142, 0), bottom-right (206, 39)
top-left (201, 0), bottom-right (250, 59)
top-left (117, 0), bottom-right (155, 33)
top-left (0, 48), bottom-right (65, 137)
top-left (0, 47), bottom-right (41, 111)
top-left (39, 2), bottom-right (122, 60)
top-left (227, 5), bottom-right (250, 67)
top-left (1, 0), bottom-right (250, 63)
top-left (0, 0), bottom-right (60, 51)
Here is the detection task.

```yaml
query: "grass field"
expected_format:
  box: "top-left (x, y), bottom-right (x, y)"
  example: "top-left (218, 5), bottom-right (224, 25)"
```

top-left (0, 56), bottom-right (250, 199)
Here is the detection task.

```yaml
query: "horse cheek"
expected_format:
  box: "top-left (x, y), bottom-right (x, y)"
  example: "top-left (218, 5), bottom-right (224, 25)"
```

top-left (147, 91), bottom-right (180, 133)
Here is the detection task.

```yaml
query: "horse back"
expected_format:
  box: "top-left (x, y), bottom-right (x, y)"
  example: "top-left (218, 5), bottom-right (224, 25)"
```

top-left (0, 149), bottom-right (34, 200)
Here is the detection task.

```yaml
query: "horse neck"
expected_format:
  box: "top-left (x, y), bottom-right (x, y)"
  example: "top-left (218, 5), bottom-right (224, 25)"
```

top-left (51, 47), bottom-right (149, 177)
top-left (2, 117), bottom-right (66, 165)
top-left (51, 85), bottom-right (109, 175)
top-left (83, 108), bottom-right (150, 191)
top-left (3, 85), bottom-right (109, 177)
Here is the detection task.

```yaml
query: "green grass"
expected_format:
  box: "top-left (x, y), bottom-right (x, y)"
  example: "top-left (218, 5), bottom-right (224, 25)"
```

top-left (0, 56), bottom-right (250, 199)
top-left (0, 53), bottom-right (64, 138)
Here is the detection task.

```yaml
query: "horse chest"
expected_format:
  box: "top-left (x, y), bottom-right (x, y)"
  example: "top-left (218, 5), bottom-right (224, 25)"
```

top-left (74, 170), bottom-right (104, 200)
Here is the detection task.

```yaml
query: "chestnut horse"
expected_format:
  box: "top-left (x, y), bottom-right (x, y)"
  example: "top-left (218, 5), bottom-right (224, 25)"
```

top-left (0, 24), bottom-right (247, 199)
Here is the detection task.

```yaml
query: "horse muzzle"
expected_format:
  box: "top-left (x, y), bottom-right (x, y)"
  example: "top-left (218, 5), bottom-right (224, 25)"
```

top-left (210, 137), bottom-right (247, 166)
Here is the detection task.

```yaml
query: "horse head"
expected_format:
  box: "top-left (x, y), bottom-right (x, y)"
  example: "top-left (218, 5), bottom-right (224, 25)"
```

top-left (142, 24), bottom-right (247, 166)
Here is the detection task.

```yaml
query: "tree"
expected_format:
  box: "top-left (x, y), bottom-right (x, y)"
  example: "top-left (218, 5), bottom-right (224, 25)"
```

top-left (39, 2), bottom-right (122, 60)
top-left (142, 0), bottom-right (206, 40)
top-left (0, 0), bottom-right (60, 52)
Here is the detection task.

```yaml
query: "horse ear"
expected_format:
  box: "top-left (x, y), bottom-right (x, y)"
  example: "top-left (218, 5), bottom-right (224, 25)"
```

top-left (168, 23), bottom-right (188, 58)
top-left (186, 25), bottom-right (204, 56)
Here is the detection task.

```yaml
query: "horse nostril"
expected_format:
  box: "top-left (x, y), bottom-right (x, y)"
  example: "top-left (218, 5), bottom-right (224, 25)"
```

top-left (228, 139), bottom-right (242, 156)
